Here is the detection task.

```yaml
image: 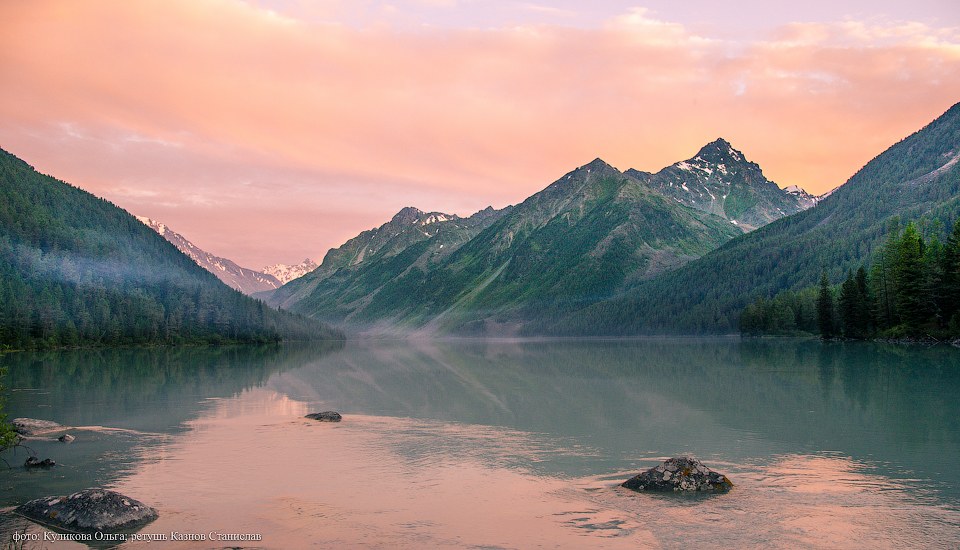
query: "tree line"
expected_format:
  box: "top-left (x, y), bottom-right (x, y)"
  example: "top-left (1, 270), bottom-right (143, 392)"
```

top-left (741, 218), bottom-right (960, 339)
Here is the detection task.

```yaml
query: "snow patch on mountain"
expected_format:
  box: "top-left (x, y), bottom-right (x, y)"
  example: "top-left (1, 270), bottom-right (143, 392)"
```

top-left (262, 259), bottom-right (319, 284)
top-left (137, 216), bottom-right (282, 294)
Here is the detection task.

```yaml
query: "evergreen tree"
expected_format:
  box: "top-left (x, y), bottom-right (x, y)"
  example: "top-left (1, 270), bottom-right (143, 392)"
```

top-left (942, 220), bottom-right (960, 327)
top-left (817, 272), bottom-right (835, 338)
top-left (894, 222), bottom-right (926, 333)
top-left (854, 266), bottom-right (873, 336)
top-left (838, 270), bottom-right (862, 338)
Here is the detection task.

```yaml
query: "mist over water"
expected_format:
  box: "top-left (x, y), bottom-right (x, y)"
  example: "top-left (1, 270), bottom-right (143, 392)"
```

top-left (2, 339), bottom-right (959, 548)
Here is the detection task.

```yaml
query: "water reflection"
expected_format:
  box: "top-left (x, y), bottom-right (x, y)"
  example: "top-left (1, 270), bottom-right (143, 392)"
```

top-left (1, 343), bottom-right (341, 502)
top-left (272, 339), bottom-right (960, 498)
top-left (1, 339), bottom-right (959, 548)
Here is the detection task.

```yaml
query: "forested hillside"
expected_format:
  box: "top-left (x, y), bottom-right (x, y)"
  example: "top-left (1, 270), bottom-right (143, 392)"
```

top-left (0, 148), bottom-right (341, 350)
top-left (272, 157), bottom-right (749, 333)
top-left (543, 102), bottom-right (960, 335)
top-left (742, 219), bottom-right (960, 339)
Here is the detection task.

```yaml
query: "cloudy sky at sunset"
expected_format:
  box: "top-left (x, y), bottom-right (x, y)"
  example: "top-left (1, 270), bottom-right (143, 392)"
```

top-left (2, 0), bottom-right (958, 267)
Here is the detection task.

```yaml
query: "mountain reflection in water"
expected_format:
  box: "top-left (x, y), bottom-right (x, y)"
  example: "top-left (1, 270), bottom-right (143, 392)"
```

top-left (2, 339), bottom-right (959, 548)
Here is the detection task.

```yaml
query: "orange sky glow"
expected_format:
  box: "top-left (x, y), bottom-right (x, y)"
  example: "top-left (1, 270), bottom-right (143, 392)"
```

top-left (2, 0), bottom-right (959, 266)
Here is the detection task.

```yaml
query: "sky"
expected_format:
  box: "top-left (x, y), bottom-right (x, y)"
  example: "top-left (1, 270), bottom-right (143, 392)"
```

top-left (1, 1), bottom-right (959, 267)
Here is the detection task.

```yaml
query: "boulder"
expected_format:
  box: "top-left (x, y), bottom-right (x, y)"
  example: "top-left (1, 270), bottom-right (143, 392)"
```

top-left (305, 411), bottom-right (342, 422)
top-left (15, 488), bottom-right (158, 533)
top-left (622, 456), bottom-right (733, 493)
top-left (24, 456), bottom-right (56, 468)
top-left (58, 434), bottom-right (76, 443)
top-left (13, 418), bottom-right (69, 437)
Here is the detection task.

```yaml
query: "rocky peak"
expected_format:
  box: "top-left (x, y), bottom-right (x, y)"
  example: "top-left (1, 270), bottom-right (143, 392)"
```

top-left (391, 206), bottom-right (425, 224)
top-left (695, 138), bottom-right (744, 163)
top-left (674, 138), bottom-right (759, 179)
top-left (575, 157), bottom-right (621, 177)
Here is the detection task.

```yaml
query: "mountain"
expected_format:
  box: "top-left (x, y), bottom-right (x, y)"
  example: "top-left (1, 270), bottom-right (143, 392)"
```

top-left (0, 148), bottom-right (341, 349)
top-left (544, 101), bottom-right (960, 335)
top-left (270, 152), bottom-right (789, 333)
top-left (262, 259), bottom-right (318, 284)
top-left (626, 139), bottom-right (815, 230)
top-left (783, 185), bottom-right (821, 209)
top-left (137, 216), bottom-right (282, 294)
top-left (266, 205), bottom-right (508, 319)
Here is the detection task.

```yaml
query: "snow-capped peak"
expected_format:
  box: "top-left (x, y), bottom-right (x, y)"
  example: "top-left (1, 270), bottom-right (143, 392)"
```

top-left (136, 215), bottom-right (168, 236)
top-left (262, 258), bottom-right (319, 284)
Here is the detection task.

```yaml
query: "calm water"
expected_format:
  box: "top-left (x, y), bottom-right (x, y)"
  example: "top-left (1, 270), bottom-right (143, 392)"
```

top-left (1, 339), bottom-right (959, 548)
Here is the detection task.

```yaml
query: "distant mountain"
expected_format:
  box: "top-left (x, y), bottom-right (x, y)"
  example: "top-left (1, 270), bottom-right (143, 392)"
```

top-left (267, 205), bottom-right (507, 319)
top-left (0, 148), bottom-right (341, 349)
top-left (544, 101), bottom-right (960, 335)
top-left (262, 259), bottom-right (318, 285)
top-left (783, 185), bottom-right (821, 209)
top-left (137, 217), bottom-right (281, 295)
top-left (626, 138), bottom-right (815, 230)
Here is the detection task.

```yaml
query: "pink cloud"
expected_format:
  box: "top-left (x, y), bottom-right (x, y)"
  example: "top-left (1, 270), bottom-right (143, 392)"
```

top-left (1, 0), bottom-right (958, 266)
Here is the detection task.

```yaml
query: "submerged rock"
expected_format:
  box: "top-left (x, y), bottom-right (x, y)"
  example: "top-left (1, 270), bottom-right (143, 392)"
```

top-left (24, 456), bottom-right (56, 468)
top-left (13, 418), bottom-right (69, 436)
top-left (15, 488), bottom-right (159, 533)
top-left (305, 411), bottom-right (342, 422)
top-left (622, 456), bottom-right (733, 493)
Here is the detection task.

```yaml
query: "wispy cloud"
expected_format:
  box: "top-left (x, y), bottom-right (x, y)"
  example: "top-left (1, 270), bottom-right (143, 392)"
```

top-left (1, 0), bottom-right (958, 265)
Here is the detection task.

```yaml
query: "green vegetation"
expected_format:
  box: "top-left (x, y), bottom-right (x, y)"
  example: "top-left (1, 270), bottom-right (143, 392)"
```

top-left (741, 220), bottom-right (960, 339)
top-left (0, 148), bottom-right (341, 350)
top-left (273, 159), bottom-right (744, 332)
top-left (542, 102), bottom-right (960, 335)
top-left (0, 366), bottom-right (17, 453)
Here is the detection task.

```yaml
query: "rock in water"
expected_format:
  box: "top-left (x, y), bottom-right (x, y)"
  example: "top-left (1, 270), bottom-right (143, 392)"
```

top-left (15, 488), bottom-right (159, 533)
top-left (622, 456), bottom-right (733, 492)
top-left (305, 411), bottom-right (342, 422)
top-left (24, 457), bottom-right (56, 468)
top-left (13, 418), bottom-right (69, 436)
top-left (58, 434), bottom-right (76, 443)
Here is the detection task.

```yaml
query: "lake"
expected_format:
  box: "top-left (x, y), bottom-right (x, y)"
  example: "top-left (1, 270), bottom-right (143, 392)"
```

top-left (2, 339), bottom-right (959, 548)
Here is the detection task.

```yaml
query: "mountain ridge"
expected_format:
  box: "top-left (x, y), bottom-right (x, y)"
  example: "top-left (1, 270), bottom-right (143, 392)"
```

top-left (269, 140), bottom-right (812, 333)
top-left (540, 101), bottom-right (960, 335)
top-left (626, 138), bottom-right (815, 230)
top-left (137, 216), bottom-right (283, 295)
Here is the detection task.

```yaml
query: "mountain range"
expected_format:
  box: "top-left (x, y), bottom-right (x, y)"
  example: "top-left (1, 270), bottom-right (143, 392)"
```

top-left (0, 149), bottom-right (341, 350)
top-left (266, 139), bottom-right (819, 333)
top-left (542, 101), bottom-right (960, 335)
top-left (6, 101), bottom-right (956, 343)
top-left (137, 216), bottom-right (316, 294)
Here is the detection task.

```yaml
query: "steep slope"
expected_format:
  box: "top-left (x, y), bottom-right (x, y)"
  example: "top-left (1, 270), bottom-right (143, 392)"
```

top-left (0, 148), bottom-right (341, 349)
top-left (262, 259), bottom-right (318, 284)
top-left (276, 158), bottom-right (745, 333)
top-left (268, 205), bottom-right (507, 318)
top-left (137, 216), bottom-right (282, 294)
top-left (548, 102), bottom-right (960, 335)
top-left (628, 139), bottom-right (814, 230)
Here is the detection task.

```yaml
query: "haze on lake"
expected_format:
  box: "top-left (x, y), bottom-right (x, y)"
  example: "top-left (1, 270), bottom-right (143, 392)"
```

top-left (2, 339), bottom-right (959, 548)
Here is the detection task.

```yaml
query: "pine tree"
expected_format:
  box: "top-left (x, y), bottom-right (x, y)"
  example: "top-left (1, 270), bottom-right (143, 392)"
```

top-left (854, 266), bottom-right (873, 336)
top-left (942, 220), bottom-right (960, 328)
top-left (838, 270), bottom-right (862, 338)
top-left (817, 272), bottom-right (835, 338)
top-left (894, 222), bottom-right (926, 334)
